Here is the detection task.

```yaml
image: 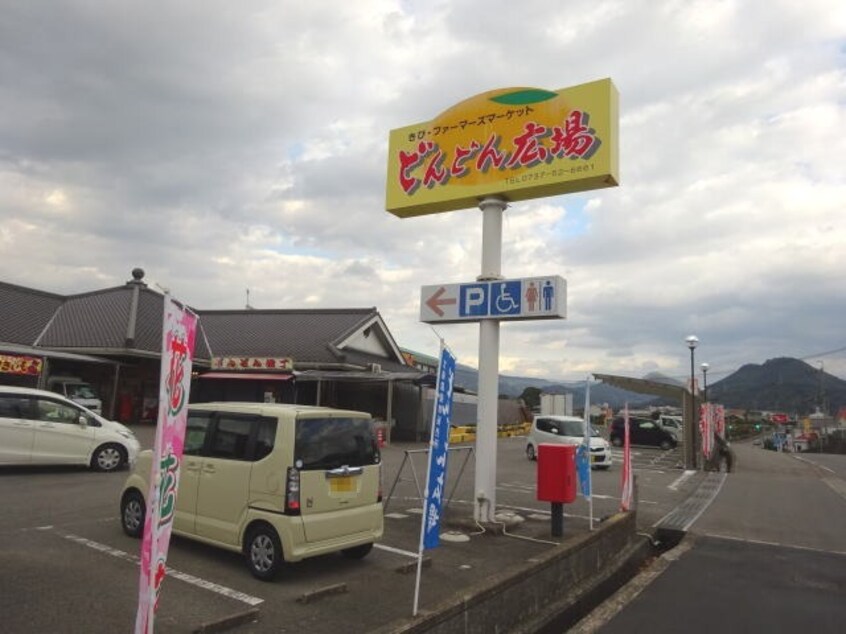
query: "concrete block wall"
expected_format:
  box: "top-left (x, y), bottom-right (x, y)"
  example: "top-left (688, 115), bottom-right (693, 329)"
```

top-left (378, 512), bottom-right (639, 634)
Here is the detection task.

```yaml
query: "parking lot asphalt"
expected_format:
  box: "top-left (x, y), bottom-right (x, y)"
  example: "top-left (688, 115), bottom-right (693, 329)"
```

top-left (0, 424), bottom-right (703, 633)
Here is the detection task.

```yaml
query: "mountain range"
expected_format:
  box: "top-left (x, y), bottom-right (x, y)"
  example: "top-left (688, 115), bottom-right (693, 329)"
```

top-left (454, 357), bottom-right (845, 415)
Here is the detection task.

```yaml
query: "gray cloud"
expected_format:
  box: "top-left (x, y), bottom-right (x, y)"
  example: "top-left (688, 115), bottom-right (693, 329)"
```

top-left (1, 0), bottom-right (844, 381)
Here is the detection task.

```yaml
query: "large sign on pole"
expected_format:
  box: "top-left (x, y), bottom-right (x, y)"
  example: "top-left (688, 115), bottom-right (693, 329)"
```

top-left (420, 276), bottom-right (566, 323)
top-left (386, 78), bottom-right (618, 218)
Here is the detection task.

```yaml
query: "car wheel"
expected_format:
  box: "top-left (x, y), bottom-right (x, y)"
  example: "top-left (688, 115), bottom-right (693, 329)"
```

top-left (611, 436), bottom-right (623, 447)
top-left (595, 465), bottom-right (611, 471)
top-left (526, 444), bottom-right (536, 461)
top-left (659, 439), bottom-right (673, 451)
top-left (245, 524), bottom-right (283, 581)
top-left (341, 543), bottom-right (373, 560)
top-left (121, 490), bottom-right (145, 538)
top-left (92, 443), bottom-right (126, 472)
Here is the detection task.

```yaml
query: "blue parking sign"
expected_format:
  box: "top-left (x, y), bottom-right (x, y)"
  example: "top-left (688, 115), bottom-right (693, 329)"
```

top-left (459, 284), bottom-right (488, 317)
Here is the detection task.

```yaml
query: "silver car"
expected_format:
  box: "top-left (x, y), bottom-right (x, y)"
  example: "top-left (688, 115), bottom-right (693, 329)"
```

top-left (526, 415), bottom-right (612, 469)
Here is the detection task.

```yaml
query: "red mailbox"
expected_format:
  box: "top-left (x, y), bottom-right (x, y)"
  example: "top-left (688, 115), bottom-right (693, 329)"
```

top-left (536, 444), bottom-right (577, 503)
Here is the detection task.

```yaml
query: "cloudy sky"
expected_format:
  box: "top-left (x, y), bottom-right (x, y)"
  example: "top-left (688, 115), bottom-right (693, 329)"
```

top-left (2, 0), bottom-right (844, 382)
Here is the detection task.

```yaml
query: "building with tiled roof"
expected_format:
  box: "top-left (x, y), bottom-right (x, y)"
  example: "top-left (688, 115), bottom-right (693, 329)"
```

top-left (0, 269), bottom-right (426, 439)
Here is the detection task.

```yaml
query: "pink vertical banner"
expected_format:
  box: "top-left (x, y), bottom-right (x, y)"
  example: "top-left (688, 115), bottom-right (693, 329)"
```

top-left (135, 295), bottom-right (197, 634)
top-left (714, 405), bottom-right (725, 438)
top-left (700, 404), bottom-right (714, 458)
top-left (620, 403), bottom-right (633, 511)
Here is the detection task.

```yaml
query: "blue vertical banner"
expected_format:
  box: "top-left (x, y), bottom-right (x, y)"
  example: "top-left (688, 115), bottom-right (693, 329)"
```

top-left (422, 344), bottom-right (456, 550)
top-left (577, 378), bottom-right (592, 498)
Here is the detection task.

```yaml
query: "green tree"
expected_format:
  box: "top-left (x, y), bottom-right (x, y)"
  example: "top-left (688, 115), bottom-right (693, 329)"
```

top-left (519, 387), bottom-right (542, 410)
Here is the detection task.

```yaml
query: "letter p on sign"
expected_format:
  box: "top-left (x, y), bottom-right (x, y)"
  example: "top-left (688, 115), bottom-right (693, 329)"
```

top-left (460, 284), bottom-right (488, 317)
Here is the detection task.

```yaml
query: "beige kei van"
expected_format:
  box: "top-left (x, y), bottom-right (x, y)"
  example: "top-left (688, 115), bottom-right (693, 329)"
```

top-left (120, 402), bottom-right (383, 580)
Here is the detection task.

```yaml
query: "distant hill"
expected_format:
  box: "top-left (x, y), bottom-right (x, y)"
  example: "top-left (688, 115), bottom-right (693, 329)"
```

top-left (709, 357), bottom-right (846, 414)
top-left (642, 371), bottom-right (684, 387)
top-left (453, 364), bottom-right (654, 409)
top-left (452, 356), bottom-right (846, 415)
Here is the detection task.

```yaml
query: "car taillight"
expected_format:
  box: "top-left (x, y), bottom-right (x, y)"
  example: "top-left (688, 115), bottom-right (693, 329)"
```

top-left (285, 467), bottom-right (301, 515)
top-left (377, 463), bottom-right (383, 503)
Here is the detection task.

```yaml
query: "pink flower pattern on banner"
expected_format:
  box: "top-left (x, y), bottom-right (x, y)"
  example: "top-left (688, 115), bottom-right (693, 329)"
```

top-left (135, 296), bottom-right (197, 634)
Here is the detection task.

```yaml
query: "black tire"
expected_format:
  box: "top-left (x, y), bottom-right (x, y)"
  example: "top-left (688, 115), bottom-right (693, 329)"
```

top-left (121, 490), bottom-right (146, 538)
top-left (526, 444), bottom-right (536, 461)
top-left (341, 543), bottom-right (373, 560)
top-left (610, 436), bottom-right (623, 447)
top-left (659, 439), bottom-right (673, 451)
top-left (244, 524), bottom-right (284, 581)
top-left (595, 465), bottom-right (611, 471)
top-left (91, 443), bottom-right (126, 472)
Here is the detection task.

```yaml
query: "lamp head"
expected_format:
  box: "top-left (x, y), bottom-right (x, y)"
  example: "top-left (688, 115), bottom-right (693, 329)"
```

top-left (701, 362), bottom-right (710, 373)
top-left (685, 335), bottom-right (699, 350)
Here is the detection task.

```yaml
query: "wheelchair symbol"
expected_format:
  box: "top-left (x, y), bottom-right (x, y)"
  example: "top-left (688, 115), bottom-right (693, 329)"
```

top-left (492, 282), bottom-right (521, 315)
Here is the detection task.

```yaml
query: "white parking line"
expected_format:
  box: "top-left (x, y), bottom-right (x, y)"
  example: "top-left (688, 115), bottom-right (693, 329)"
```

top-left (61, 532), bottom-right (264, 606)
top-left (374, 543), bottom-right (419, 559)
top-left (668, 470), bottom-right (697, 491)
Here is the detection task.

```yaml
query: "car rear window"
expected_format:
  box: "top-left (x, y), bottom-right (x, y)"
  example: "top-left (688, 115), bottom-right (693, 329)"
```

top-left (295, 417), bottom-right (379, 471)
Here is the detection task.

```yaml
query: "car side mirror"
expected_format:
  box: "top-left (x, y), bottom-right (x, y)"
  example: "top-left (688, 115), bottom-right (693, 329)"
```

top-left (78, 415), bottom-right (88, 427)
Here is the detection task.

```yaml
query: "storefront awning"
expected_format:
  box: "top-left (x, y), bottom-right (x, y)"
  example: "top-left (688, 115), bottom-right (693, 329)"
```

top-left (198, 372), bottom-right (294, 381)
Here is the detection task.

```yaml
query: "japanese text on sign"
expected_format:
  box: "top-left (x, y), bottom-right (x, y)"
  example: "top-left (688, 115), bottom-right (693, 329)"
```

top-left (422, 346), bottom-right (456, 550)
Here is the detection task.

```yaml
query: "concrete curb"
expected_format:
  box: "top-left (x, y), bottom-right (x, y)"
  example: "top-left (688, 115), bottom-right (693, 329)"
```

top-left (372, 512), bottom-right (644, 634)
top-left (192, 607), bottom-right (260, 633)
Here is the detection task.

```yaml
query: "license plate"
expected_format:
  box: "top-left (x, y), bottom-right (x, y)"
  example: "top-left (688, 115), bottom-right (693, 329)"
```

top-left (330, 476), bottom-right (354, 493)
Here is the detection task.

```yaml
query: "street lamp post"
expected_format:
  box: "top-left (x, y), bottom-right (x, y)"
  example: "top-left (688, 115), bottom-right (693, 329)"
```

top-left (685, 335), bottom-right (699, 470)
top-left (701, 362), bottom-right (709, 403)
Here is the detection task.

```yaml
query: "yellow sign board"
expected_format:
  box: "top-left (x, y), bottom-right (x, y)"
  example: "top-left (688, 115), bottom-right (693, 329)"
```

top-left (386, 78), bottom-right (618, 218)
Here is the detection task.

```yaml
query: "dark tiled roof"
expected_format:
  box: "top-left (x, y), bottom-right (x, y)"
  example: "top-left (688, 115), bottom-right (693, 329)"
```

top-left (1, 278), bottom-right (396, 367)
top-left (0, 282), bottom-right (63, 345)
top-left (39, 286), bottom-right (132, 349)
top-left (197, 309), bottom-right (378, 362)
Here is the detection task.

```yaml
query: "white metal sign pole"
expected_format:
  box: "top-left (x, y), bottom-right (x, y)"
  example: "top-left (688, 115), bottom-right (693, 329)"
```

top-left (474, 196), bottom-right (506, 523)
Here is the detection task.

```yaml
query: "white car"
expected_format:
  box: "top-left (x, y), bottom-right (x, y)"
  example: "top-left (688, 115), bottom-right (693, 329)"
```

top-left (657, 415), bottom-right (683, 442)
top-left (0, 386), bottom-right (140, 471)
top-left (526, 415), bottom-right (612, 469)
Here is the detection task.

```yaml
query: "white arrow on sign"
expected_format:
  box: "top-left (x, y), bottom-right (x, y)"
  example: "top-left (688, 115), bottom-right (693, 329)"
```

top-left (424, 286), bottom-right (457, 317)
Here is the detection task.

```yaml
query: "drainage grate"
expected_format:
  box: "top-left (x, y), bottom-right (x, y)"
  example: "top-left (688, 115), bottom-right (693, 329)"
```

top-left (654, 472), bottom-right (726, 532)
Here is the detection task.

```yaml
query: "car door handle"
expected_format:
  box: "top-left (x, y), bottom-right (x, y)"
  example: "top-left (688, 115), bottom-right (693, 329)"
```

top-left (202, 465), bottom-right (216, 474)
top-left (12, 422), bottom-right (31, 427)
top-left (184, 460), bottom-right (201, 471)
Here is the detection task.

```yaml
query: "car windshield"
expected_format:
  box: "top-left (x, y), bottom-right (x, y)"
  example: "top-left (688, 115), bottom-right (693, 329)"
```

top-left (295, 417), bottom-right (379, 471)
top-left (68, 384), bottom-right (97, 399)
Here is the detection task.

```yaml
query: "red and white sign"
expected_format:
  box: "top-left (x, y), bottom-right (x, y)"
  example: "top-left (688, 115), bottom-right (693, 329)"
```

top-left (0, 353), bottom-right (42, 376)
top-left (700, 404), bottom-right (715, 457)
top-left (211, 356), bottom-right (293, 371)
top-left (135, 296), bottom-right (197, 634)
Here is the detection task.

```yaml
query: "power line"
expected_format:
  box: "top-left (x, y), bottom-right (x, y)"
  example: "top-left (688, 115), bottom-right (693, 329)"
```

top-left (798, 345), bottom-right (846, 361)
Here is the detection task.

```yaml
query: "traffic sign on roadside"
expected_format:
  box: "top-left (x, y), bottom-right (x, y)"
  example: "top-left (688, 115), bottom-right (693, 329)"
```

top-left (420, 276), bottom-right (566, 324)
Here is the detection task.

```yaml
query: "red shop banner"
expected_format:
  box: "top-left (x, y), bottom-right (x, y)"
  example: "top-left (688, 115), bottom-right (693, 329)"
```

top-left (0, 354), bottom-right (43, 376)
